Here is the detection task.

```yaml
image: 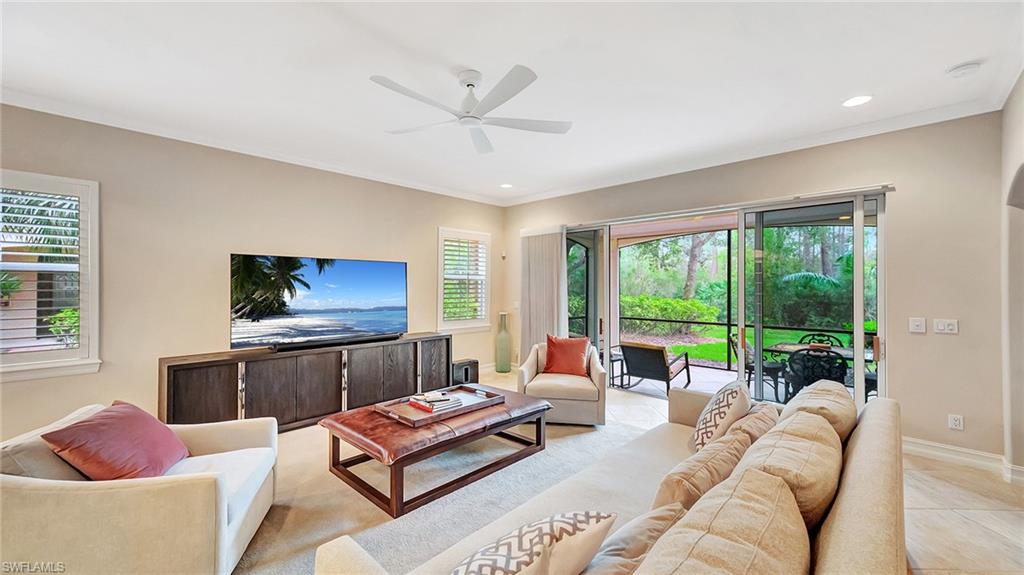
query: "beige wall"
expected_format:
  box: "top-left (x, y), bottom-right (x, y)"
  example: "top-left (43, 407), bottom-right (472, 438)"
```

top-left (1001, 71), bottom-right (1024, 467)
top-left (0, 105), bottom-right (507, 439)
top-left (505, 112), bottom-right (1006, 455)
top-left (0, 104), bottom-right (1012, 457)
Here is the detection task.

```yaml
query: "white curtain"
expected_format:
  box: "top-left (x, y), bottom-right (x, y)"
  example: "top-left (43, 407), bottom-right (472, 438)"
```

top-left (520, 228), bottom-right (568, 356)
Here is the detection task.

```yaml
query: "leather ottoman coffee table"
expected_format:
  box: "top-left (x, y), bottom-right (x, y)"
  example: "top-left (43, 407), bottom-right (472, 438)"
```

top-left (319, 385), bottom-right (551, 517)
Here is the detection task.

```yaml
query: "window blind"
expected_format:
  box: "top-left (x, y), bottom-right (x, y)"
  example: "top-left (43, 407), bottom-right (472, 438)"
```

top-left (0, 188), bottom-right (83, 354)
top-left (442, 236), bottom-right (487, 322)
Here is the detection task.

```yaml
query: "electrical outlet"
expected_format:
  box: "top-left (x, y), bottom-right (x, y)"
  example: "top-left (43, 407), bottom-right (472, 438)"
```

top-left (948, 414), bottom-right (964, 431)
top-left (909, 317), bottom-right (926, 334)
top-left (934, 319), bottom-right (959, 335)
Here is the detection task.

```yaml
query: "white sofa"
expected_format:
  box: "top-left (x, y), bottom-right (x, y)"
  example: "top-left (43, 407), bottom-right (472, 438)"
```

top-left (0, 405), bottom-right (278, 575)
top-left (315, 388), bottom-right (905, 575)
top-left (518, 342), bottom-right (607, 425)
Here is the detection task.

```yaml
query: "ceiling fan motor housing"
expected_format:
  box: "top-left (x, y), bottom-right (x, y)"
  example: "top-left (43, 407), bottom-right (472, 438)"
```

top-left (458, 69), bottom-right (482, 89)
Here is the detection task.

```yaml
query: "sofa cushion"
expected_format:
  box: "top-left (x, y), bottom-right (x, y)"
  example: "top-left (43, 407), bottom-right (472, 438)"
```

top-left (41, 401), bottom-right (189, 481)
top-left (584, 502), bottom-right (686, 575)
top-left (650, 430), bottom-right (751, 510)
top-left (411, 423), bottom-right (696, 575)
top-left (163, 446), bottom-right (276, 524)
top-left (693, 380), bottom-right (751, 450)
top-left (635, 468), bottom-right (810, 575)
top-left (780, 380), bottom-right (857, 442)
top-left (734, 411), bottom-right (842, 528)
top-left (726, 402), bottom-right (780, 445)
top-left (451, 511), bottom-right (616, 575)
top-left (544, 335), bottom-right (590, 376)
top-left (0, 404), bottom-right (105, 481)
top-left (525, 373), bottom-right (599, 401)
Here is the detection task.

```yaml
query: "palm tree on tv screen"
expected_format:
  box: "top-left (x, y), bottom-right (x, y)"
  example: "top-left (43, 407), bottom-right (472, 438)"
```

top-left (231, 255), bottom-right (335, 320)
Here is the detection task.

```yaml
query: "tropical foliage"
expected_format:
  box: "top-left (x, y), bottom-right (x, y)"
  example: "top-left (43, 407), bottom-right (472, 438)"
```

top-left (0, 272), bottom-right (22, 300)
top-left (46, 308), bottom-right (80, 346)
top-left (231, 255), bottom-right (334, 319)
top-left (619, 294), bottom-right (719, 336)
top-left (612, 223), bottom-right (877, 367)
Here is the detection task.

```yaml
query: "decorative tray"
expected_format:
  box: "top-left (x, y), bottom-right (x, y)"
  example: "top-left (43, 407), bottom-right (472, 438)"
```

top-left (373, 385), bottom-right (505, 428)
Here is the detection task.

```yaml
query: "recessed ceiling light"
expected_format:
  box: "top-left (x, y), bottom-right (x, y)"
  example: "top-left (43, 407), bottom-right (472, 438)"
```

top-left (842, 95), bottom-right (872, 108)
top-left (838, 215), bottom-right (852, 221)
top-left (947, 61), bottom-right (983, 79)
top-left (499, 184), bottom-right (513, 189)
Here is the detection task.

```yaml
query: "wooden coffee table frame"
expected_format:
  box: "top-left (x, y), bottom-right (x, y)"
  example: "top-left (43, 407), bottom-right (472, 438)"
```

top-left (328, 411), bottom-right (546, 518)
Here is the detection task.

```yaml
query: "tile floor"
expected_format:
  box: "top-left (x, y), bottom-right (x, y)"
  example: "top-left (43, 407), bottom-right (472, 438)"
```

top-left (483, 370), bottom-right (1024, 574)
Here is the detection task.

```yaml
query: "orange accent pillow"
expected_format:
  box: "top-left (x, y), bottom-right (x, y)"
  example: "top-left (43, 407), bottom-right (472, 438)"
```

top-left (42, 401), bottom-right (189, 480)
top-left (543, 335), bottom-right (590, 376)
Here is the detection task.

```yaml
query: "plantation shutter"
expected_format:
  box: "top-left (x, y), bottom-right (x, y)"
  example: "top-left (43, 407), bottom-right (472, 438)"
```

top-left (441, 232), bottom-right (488, 323)
top-left (0, 188), bottom-right (84, 354)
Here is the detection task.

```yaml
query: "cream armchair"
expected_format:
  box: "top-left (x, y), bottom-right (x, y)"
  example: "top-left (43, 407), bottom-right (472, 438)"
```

top-left (0, 405), bottom-right (277, 575)
top-left (518, 343), bottom-right (607, 425)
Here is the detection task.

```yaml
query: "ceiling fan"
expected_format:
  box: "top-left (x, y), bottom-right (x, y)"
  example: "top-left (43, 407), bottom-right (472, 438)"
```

top-left (370, 65), bottom-right (572, 154)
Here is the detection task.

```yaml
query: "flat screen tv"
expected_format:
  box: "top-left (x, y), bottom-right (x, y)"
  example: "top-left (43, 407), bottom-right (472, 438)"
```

top-left (230, 254), bottom-right (408, 349)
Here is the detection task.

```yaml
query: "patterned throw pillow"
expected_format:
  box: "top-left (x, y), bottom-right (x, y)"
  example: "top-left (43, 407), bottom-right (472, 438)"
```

top-left (692, 380), bottom-right (751, 451)
top-left (452, 511), bottom-right (617, 575)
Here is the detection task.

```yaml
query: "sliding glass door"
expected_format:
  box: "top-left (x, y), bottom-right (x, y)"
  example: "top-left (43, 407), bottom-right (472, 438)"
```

top-left (738, 195), bottom-right (885, 408)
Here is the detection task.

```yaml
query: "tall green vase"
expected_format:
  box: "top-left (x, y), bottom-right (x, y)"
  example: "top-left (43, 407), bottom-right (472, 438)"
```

top-left (495, 312), bottom-right (512, 373)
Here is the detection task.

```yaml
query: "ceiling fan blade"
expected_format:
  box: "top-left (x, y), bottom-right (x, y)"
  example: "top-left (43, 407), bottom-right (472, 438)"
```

top-left (471, 65), bottom-right (537, 118)
top-left (370, 75), bottom-right (460, 117)
top-left (387, 119), bottom-right (457, 134)
top-left (468, 127), bottom-right (494, 154)
top-left (482, 117), bottom-right (572, 134)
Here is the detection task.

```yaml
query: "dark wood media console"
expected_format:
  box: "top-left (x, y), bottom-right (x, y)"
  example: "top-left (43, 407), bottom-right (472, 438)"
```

top-left (158, 332), bottom-right (452, 432)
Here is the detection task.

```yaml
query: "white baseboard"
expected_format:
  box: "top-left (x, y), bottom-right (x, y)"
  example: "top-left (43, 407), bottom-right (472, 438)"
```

top-left (1005, 462), bottom-right (1024, 485)
top-left (902, 436), bottom-right (1023, 484)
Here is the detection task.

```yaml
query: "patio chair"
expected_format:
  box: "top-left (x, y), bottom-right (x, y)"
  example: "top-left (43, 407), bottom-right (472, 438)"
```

top-left (798, 332), bottom-right (846, 347)
top-left (728, 334), bottom-right (785, 402)
top-left (618, 341), bottom-right (691, 396)
top-left (785, 348), bottom-right (849, 402)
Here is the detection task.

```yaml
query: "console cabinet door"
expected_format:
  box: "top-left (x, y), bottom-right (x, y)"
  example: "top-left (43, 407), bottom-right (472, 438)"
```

top-left (347, 347), bottom-right (383, 409)
top-left (421, 337), bottom-right (451, 392)
top-left (382, 343), bottom-right (416, 401)
top-left (245, 357), bottom-right (297, 424)
top-left (170, 363), bottom-right (238, 424)
top-left (296, 352), bottom-right (343, 420)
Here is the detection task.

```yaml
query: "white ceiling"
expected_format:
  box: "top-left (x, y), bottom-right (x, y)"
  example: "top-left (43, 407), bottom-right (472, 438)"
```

top-left (2, 2), bottom-right (1022, 206)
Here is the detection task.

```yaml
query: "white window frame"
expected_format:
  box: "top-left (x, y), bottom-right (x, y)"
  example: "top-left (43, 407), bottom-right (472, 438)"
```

top-left (1, 169), bottom-right (101, 382)
top-left (437, 227), bottom-right (491, 333)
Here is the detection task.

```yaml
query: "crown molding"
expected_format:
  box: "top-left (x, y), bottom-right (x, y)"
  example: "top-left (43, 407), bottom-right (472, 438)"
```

top-left (0, 88), bottom-right (501, 207)
top-left (509, 97), bottom-right (1004, 207)
top-left (0, 88), bottom-right (1009, 208)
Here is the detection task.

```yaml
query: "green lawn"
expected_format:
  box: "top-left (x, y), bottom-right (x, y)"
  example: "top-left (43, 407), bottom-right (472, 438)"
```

top-left (666, 326), bottom-right (846, 366)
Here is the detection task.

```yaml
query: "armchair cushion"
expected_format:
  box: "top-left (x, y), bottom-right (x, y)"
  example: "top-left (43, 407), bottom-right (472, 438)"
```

top-left (544, 335), bottom-right (590, 376)
top-left (525, 373), bottom-right (600, 401)
top-left (1, 404), bottom-right (104, 480)
top-left (41, 401), bottom-right (189, 481)
top-left (164, 446), bottom-right (275, 524)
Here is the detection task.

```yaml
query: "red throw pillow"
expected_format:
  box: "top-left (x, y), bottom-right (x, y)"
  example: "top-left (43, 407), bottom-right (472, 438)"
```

top-left (543, 335), bottom-right (590, 376)
top-left (42, 401), bottom-right (189, 480)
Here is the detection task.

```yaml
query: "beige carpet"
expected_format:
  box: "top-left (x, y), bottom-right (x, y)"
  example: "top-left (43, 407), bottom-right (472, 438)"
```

top-left (234, 421), bottom-right (645, 575)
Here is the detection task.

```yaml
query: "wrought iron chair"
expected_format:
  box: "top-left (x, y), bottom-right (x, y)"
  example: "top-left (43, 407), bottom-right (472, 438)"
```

top-left (728, 334), bottom-right (785, 402)
top-left (784, 348), bottom-right (849, 402)
top-left (618, 341), bottom-right (691, 396)
top-left (798, 332), bottom-right (846, 347)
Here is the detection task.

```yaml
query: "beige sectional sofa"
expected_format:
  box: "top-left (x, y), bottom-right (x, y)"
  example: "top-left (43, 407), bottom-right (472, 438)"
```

top-left (316, 386), bottom-right (905, 575)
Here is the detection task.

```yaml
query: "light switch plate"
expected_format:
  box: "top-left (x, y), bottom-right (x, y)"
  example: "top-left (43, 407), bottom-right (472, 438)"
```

top-left (934, 319), bottom-right (959, 335)
top-left (909, 317), bottom-right (926, 334)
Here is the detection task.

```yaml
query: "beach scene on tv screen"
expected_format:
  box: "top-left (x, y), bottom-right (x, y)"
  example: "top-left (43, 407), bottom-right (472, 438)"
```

top-left (230, 255), bottom-right (407, 348)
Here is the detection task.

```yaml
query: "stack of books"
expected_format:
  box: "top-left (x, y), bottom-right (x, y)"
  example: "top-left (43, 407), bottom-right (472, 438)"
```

top-left (408, 391), bottom-right (463, 413)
